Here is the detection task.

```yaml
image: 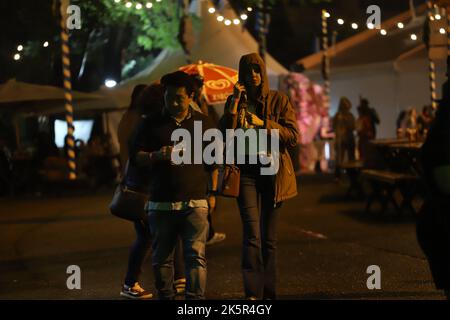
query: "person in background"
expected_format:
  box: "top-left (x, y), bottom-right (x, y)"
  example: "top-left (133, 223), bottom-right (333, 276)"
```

top-left (0, 136), bottom-right (12, 196)
top-left (189, 73), bottom-right (226, 246)
top-left (359, 98), bottom-right (380, 138)
top-left (398, 108), bottom-right (418, 140)
top-left (417, 105), bottom-right (434, 140)
top-left (417, 61), bottom-right (450, 299)
top-left (332, 97), bottom-right (356, 178)
top-left (356, 105), bottom-right (375, 162)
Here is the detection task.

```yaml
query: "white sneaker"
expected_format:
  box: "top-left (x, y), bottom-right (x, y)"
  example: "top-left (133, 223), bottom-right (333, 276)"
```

top-left (206, 232), bottom-right (226, 246)
top-left (120, 282), bottom-right (153, 300)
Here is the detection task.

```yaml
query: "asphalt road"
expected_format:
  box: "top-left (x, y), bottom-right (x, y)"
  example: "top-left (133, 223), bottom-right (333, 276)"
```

top-left (0, 174), bottom-right (445, 300)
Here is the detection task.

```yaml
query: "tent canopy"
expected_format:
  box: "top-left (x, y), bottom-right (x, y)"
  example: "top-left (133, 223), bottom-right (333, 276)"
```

top-left (296, 3), bottom-right (447, 138)
top-left (0, 79), bottom-right (121, 115)
top-left (296, 3), bottom-right (438, 72)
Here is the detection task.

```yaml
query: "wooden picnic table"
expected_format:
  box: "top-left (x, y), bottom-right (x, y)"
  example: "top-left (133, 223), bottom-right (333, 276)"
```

top-left (370, 138), bottom-right (410, 146)
top-left (361, 138), bottom-right (425, 215)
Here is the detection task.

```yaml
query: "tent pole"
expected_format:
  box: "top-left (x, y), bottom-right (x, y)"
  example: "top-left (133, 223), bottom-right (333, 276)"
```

top-left (59, 0), bottom-right (77, 180)
top-left (321, 9), bottom-right (331, 111)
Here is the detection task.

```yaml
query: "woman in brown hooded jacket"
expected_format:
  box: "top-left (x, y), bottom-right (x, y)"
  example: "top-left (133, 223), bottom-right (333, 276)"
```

top-left (220, 53), bottom-right (300, 300)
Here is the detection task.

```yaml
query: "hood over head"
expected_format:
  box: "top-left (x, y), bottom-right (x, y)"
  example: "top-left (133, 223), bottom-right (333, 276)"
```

top-left (238, 53), bottom-right (269, 100)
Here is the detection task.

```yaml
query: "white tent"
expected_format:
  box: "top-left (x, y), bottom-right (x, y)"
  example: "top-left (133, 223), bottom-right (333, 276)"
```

top-left (0, 79), bottom-right (105, 116)
top-left (107, 0), bottom-right (287, 109)
top-left (297, 5), bottom-right (447, 138)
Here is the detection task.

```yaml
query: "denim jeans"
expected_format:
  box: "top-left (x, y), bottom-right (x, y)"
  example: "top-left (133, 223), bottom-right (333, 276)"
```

top-left (237, 172), bottom-right (280, 300)
top-left (148, 207), bottom-right (209, 300)
top-left (124, 218), bottom-right (185, 287)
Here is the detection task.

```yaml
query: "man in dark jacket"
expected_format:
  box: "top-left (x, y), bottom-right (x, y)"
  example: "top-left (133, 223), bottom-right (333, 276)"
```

top-left (220, 53), bottom-right (299, 300)
top-left (130, 71), bottom-right (218, 300)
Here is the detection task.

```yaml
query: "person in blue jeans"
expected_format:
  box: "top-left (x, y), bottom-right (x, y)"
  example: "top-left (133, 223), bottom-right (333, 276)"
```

top-left (131, 71), bottom-right (218, 300)
top-left (220, 53), bottom-right (299, 300)
top-left (118, 84), bottom-right (186, 299)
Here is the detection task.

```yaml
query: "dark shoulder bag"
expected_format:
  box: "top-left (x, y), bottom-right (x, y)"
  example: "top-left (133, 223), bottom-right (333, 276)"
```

top-left (217, 164), bottom-right (240, 198)
top-left (109, 162), bottom-right (148, 222)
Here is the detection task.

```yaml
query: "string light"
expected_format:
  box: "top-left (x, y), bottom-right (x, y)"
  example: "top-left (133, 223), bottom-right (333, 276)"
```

top-left (410, 33), bottom-right (417, 41)
top-left (367, 22), bottom-right (375, 29)
top-left (135, 3), bottom-right (142, 9)
top-left (14, 53), bottom-right (21, 61)
top-left (233, 19), bottom-right (240, 25)
top-left (224, 19), bottom-right (231, 26)
top-left (208, 7), bottom-right (215, 14)
top-left (247, 7), bottom-right (253, 12)
top-left (351, 23), bottom-right (358, 29)
top-left (435, 14), bottom-right (441, 20)
top-left (380, 29), bottom-right (387, 36)
top-left (43, 41), bottom-right (49, 47)
top-left (240, 14), bottom-right (248, 20)
top-left (337, 18), bottom-right (344, 25)
top-left (440, 27), bottom-right (446, 34)
top-left (114, 0), bottom-right (121, 3)
top-left (146, 2), bottom-right (152, 8)
top-left (125, 2), bottom-right (132, 8)
top-left (217, 15), bottom-right (224, 22)
top-left (17, 45), bottom-right (24, 52)
top-left (397, 22), bottom-right (404, 29)
top-left (324, 12), bottom-right (331, 18)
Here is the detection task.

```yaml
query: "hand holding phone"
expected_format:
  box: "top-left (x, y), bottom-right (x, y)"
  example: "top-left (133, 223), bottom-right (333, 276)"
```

top-left (233, 82), bottom-right (246, 101)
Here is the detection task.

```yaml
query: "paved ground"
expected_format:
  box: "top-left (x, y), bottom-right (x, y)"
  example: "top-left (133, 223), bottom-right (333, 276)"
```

top-left (0, 174), bottom-right (445, 300)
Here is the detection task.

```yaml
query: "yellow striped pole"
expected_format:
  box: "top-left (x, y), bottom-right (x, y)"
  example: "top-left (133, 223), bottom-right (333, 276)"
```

top-left (59, 0), bottom-right (77, 180)
top-left (321, 9), bottom-right (331, 110)
top-left (427, 1), bottom-right (439, 110)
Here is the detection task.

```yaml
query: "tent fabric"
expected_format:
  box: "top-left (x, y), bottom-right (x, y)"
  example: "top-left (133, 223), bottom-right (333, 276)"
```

top-left (298, 5), bottom-right (447, 138)
top-left (0, 79), bottom-right (102, 104)
top-left (0, 79), bottom-right (109, 116)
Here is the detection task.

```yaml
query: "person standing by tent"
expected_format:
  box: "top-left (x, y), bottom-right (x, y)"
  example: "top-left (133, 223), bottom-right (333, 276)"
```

top-left (220, 53), bottom-right (299, 300)
top-left (333, 97), bottom-right (356, 178)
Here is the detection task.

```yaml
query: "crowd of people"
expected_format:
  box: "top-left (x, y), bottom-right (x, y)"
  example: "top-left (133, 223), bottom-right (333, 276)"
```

top-left (396, 105), bottom-right (435, 141)
top-left (332, 96), bottom-right (380, 178)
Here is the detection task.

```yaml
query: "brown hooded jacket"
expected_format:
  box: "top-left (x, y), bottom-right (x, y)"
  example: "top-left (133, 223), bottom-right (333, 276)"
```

top-left (220, 53), bottom-right (300, 203)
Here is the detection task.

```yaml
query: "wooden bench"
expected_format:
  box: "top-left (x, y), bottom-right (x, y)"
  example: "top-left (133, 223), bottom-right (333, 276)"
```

top-left (361, 169), bottom-right (420, 215)
top-left (340, 161), bottom-right (365, 198)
